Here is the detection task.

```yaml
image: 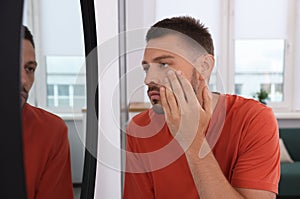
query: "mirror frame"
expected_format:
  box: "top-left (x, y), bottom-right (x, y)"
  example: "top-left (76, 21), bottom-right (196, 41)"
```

top-left (80, 0), bottom-right (98, 199)
top-left (0, 0), bottom-right (27, 198)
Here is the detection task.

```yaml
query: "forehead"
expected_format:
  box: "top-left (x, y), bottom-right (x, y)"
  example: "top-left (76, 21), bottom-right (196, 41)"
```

top-left (22, 39), bottom-right (35, 59)
top-left (145, 34), bottom-right (187, 58)
top-left (144, 34), bottom-right (201, 62)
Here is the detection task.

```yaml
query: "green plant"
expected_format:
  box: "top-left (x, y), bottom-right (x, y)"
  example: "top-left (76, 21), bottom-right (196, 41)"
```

top-left (254, 89), bottom-right (269, 104)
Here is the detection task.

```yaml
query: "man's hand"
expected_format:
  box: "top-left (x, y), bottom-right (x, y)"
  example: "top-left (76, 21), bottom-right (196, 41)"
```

top-left (160, 70), bottom-right (212, 154)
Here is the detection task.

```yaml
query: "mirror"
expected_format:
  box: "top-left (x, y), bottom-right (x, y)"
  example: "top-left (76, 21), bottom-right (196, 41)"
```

top-left (21, 0), bottom-right (300, 198)
top-left (23, 0), bottom-right (86, 198)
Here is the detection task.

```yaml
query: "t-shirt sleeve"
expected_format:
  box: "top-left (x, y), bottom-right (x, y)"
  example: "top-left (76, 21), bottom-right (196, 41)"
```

top-left (35, 122), bottom-right (74, 199)
top-left (123, 132), bottom-right (155, 199)
top-left (231, 107), bottom-right (280, 194)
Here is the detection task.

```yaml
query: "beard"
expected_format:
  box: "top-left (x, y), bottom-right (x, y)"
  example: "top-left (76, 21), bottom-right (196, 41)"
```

top-left (147, 85), bottom-right (164, 114)
top-left (147, 85), bottom-right (160, 104)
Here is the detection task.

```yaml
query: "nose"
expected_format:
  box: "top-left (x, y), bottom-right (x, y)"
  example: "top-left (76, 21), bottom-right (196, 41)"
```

top-left (144, 65), bottom-right (161, 85)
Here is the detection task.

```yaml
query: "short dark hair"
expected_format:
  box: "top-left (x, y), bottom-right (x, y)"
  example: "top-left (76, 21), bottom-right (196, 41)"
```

top-left (146, 16), bottom-right (214, 56)
top-left (23, 25), bottom-right (35, 48)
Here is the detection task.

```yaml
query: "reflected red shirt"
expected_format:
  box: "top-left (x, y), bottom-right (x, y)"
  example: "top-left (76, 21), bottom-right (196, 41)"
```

top-left (22, 103), bottom-right (74, 199)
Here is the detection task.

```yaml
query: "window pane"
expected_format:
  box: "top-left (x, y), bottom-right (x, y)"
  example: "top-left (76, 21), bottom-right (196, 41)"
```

top-left (73, 98), bottom-right (86, 108)
top-left (46, 56), bottom-right (85, 110)
top-left (47, 84), bottom-right (54, 96)
top-left (74, 85), bottom-right (85, 96)
top-left (260, 83), bottom-right (271, 94)
top-left (234, 0), bottom-right (287, 38)
top-left (235, 84), bottom-right (243, 95)
top-left (58, 98), bottom-right (70, 107)
top-left (234, 39), bottom-right (285, 102)
top-left (47, 98), bottom-right (55, 107)
top-left (58, 85), bottom-right (69, 96)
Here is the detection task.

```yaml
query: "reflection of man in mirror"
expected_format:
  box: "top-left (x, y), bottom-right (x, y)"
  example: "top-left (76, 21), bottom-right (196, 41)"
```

top-left (124, 16), bottom-right (280, 199)
top-left (21, 26), bottom-right (74, 199)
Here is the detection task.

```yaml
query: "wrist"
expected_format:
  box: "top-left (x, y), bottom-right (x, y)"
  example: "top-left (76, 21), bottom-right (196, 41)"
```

top-left (187, 138), bottom-right (212, 161)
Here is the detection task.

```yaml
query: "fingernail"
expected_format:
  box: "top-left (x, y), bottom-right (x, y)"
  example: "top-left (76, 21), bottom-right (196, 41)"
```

top-left (176, 71), bottom-right (182, 76)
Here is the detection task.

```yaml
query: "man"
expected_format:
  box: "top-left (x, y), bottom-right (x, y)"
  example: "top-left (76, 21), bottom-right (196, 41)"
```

top-left (21, 26), bottom-right (74, 199)
top-left (123, 16), bottom-right (280, 199)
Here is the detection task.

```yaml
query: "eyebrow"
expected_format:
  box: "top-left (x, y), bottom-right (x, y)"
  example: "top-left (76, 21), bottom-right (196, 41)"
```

top-left (142, 55), bottom-right (175, 65)
top-left (26, 61), bottom-right (38, 67)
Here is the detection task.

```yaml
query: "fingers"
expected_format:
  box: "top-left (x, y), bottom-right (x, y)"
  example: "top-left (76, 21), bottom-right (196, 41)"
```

top-left (163, 69), bottom-right (211, 113)
top-left (167, 70), bottom-right (187, 104)
top-left (176, 71), bottom-right (200, 104)
top-left (160, 79), bottom-right (178, 116)
top-left (160, 87), bottom-right (171, 117)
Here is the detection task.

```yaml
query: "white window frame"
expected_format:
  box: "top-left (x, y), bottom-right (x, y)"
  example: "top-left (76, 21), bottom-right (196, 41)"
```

top-left (226, 0), bottom-right (297, 113)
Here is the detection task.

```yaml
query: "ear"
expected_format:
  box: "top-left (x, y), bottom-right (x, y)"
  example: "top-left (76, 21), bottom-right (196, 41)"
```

top-left (195, 54), bottom-right (215, 79)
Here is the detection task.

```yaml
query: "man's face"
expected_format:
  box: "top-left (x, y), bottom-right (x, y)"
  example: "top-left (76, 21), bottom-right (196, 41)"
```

top-left (142, 34), bottom-right (201, 106)
top-left (21, 39), bottom-right (37, 107)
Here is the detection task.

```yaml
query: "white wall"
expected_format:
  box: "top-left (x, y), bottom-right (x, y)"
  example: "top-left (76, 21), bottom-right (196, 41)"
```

top-left (126, 0), bottom-right (156, 103)
top-left (94, 0), bottom-right (121, 198)
top-left (40, 0), bottom-right (84, 55)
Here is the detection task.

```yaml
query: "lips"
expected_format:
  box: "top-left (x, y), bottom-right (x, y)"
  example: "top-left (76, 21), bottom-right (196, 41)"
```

top-left (148, 91), bottom-right (160, 101)
top-left (21, 91), bottom-right (28, 100)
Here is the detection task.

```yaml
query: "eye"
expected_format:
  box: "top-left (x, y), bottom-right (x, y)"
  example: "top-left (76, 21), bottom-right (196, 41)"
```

top-left (25, 65), bottom-right (36, 73)
top-left (159, 63), bottom-right (169, 68)
top-left (142, 64), bottom-right (150, 73)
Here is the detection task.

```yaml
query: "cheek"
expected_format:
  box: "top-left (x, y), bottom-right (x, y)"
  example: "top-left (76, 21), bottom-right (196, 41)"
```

top-left (27, 75), bottom-right (35, 89)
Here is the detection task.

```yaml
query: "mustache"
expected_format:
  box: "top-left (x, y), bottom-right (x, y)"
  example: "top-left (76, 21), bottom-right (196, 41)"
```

top-left (147, 86), bottom-right (160, 93)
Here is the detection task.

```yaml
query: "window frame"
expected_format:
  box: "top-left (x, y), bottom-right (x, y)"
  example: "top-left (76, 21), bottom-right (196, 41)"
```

top-left (226, 0), bottom-right (297, 112)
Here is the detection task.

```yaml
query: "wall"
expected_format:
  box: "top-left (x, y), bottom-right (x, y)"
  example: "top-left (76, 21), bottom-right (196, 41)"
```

top-left (278, 119), bottom-right (300, 129)
top-left (65, 119), bottom-right (85, 184)
top-left (94, 0), bottom-right (121, 198)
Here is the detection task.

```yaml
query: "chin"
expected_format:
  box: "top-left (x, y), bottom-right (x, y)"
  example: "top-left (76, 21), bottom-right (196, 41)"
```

top-left (151, 99), bottom-right (161, 105)
top-left (20, 98), bottom-right (26, 108)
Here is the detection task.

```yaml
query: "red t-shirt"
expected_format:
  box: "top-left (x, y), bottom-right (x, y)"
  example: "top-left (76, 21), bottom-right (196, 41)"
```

top-left (22, 103), bottom-right (74, 199)
top-left (124, 94), bottom-right (280, 199)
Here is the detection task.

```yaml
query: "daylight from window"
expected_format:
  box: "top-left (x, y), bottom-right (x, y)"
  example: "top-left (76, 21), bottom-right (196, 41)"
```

top-left (234, 39), bottom-right (285, 102)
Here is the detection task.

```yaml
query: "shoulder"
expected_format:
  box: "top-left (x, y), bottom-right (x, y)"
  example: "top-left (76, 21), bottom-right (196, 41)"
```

top-left (131, 109), bottom-right (151, 125)
top-left (224, 94), bottom-right (278, 145)
top-left (23, 104), bottom-right (68, 141)
top-left (23, 103), bottom-right (66, 128)
top-left (225, 94), bottom-right (275, 121)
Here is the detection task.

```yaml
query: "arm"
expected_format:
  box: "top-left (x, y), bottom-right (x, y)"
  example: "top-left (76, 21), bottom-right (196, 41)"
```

top-left (160, 70), bottom-right (278, 199)
top-left (35, 124), bottom-right (74, 199)
top-left (186, 144), bottom-right (276, 199)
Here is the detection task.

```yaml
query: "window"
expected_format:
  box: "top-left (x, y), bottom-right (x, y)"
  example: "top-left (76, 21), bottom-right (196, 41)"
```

top-left (234, 39), bottom-right (285, 102)
top-left (232, 0), bottom-right (293, 110)
top-left (24, 0), bottom-right (85, 115)
top-left (46, 56), bottom-right (86, 112)
top-left (234, 84), bottom-right (243, 95)
top-left (260, 84), bottom-right (271, 94)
